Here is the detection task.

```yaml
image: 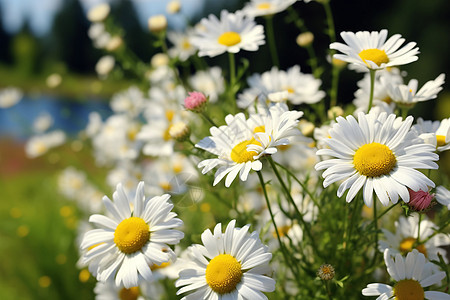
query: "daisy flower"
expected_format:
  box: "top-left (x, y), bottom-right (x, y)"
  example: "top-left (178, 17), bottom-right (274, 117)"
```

top-left (25, 130), bottom-right (66, 158)
top-left (175, 220), bottom-right (275, 299)
top-left (191, 10), bottom-right (265, 57)
top-left (0, 87), bottom-right (23, 108)
top-left (362, 249), bottom-right (449, 299)
top-left (94, 279), bottom-right (163, 300)
top-left (167, 29), bottom-right (197, 62)
top-left (237, 66), bottom-right (325, 109)
top-left (189, 67), bottom-right (225, 103)
top-left (330, 29), bottom-right (419, 71)
top-left (242, 0), bottom-right (297, 17)
top-left (387, 74), bottom-right (445, 108)
top-left (436, 186), bottom-right (450, 209)
top-left (79, 182), bottom-right (184, 288)
top-left (412, 117), bottom-right (450, 152)
top-left (315, 112), bottom-right (439, 207)
top-left (379, 215), bottom-right (450, 263)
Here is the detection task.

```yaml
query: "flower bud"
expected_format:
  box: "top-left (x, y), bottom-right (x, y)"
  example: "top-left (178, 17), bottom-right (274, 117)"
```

top-left (87, 3), bottom-right (110, 23)
top-left (46, 73), bottom-right (62, 88)
top-left (327, 106), bottom-right (344, 120)
top-left (408, 188), bottom-right (434, 211)
top-left (317, 264), bottom-right (335, 281)
top-left (169, 121), bottom-right (190, 142)
top-left (105, 36), bottom-right (123, 52)
top-left (184, 92), bottom-right (208, 113)
top-left (151, 53), bottom-right (170, 68)
top-left (95, 55), bottom-right (115, 77)
top-left (298, 119), bottom-right (315, 137)
top-left (296, 32), bottom-right (314, 47)
top-left (148, 15), bottom-right (168, 33)
top-left (167, 1), bottom-right (181, 14)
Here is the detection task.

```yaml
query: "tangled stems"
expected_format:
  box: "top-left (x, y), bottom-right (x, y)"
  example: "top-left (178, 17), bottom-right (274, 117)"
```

top-left (257, 171), bottom-right (300, 278)
top-left (267, 157), bottom-right (323, 259)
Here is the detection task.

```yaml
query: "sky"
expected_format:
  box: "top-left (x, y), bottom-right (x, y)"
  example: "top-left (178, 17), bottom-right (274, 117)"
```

top-left (0, 0), bottom-right (236, 36)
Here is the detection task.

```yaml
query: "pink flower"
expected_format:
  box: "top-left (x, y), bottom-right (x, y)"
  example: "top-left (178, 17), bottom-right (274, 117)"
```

top-left (408, 188), bottom-right (434, 211)
top-left (184, 91), bottom-right (208, 112)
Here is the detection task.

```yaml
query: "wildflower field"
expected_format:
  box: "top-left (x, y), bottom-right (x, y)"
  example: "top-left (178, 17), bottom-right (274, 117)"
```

top-left (1, 0), bottom-right (450, 299)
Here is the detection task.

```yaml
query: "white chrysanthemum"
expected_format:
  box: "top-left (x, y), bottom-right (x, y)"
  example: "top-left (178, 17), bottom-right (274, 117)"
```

top-left (32, 112), bottom-right (53, 133)
top-left (379, 215), bottom-right (450, 263)
top-left (242, 0), bottom-right (297, 17)
top-left (315, 112), bottom-right (439, 207)
top-left (96, 55), bottom-right (115, 77)
top-left (412, 118), bottom-right (450, 152)
top-left (196, 113), bottom-right (263, 187)
top-left (387, 74), bottom-right (445, 107)
top-left (362, 249), bottom-right (448, 299)
top-left (167, 30), bottom-right (197, 62)
top-left (191, 10), bottom-right (265, 57)
top-left (330, 29), bottom-right (419, 70)
top-left (80, 182), bottom-right (184, 288)
top-left (176, 220), bottom-right (275, 300)
top-left (436, 186), bottom-right (450, 209)
top-left (25, 130), bottom-right (66, 158)
top-left (353, 68), bottom-right (404, 115)
top-left (189, 67), bottom-right (225, 103)
top-left (87, 3), bottom-right (110, 22)
top-left (237, 66), bottom-right (325, 109)
top-left (110, 86), bottom-right (147, 117)
top-left (0, 87), bottom-right (23, 108)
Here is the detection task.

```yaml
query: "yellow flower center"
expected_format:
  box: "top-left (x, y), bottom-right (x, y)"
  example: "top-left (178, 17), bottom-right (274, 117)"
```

top-left (119, 286), bottom-right (140, 300)
top-left (150, 261), bottom-right (171, 271)
top-left (272, 225), bottom-right (291, 238)
top-left (182, 39), bottom-right (191, 50)
top-left (257, 3), bottom-right (272, 10)
top-left (436, 135), bottom-right (447, 147)
top-left (159, 181), bottom-right (172, 191)
top-left (393, 279), bottom-right (424, 300)
top-left (353, 143), bottom-right (396, 177)
top-left (253, 125), bottom-right (265, 133)
top-left (114, 217), bottom-right (150, 254)
top-left (165, 109), bottom-right (175, 122)
top-left (218, 32), bottom-right (241, 47)
top-left (399, 237), bottom-right (427, 257)
top-left (230, 139), bottom-right (260, 163)
top-left (283, 86), bottom-right (295, 94)
top-left (205, 254), bottom-right (243, 294)
top-left (358, 49), bottom-right (389, 66)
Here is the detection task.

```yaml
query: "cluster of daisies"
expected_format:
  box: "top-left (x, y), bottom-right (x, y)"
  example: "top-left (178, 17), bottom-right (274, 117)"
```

top-left (15, 0), bottom-right (448, 299)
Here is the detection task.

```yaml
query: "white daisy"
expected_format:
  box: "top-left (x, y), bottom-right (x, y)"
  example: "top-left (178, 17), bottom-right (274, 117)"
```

top-left (379, 215), bottom-right (450, 263)
top-left (196, 113), bottom-right (263, 187)
top-left (315, 112), bottom-right (439, 207)
top-left (189, 67), bottom-right (225, 103)
top-left (25, 130), bottom-right (66, 158)
top-left (237, 66), bottom-right (325, 109)
top-left (191, 10), bottom-right (265, 57)
top-left (436, 186), bottom-right (450, 209)
top-left (242, 0), bottom-right (298, 17)
top-left (0, 87), bottom-right (23, 108)
top-left (412, 118), bottom-right (450, 152)
top-left (94, 279), bottom-right (163, 300)
top-left (387, 74), bottom-right (445, 107)
top-left (110, 86), bottom-right (147, 117)
top-left (362, 249), bottom-right (449, 299)
top-left (79, 182), bottom-right (184, 288)
top-left (175, 220), bottom-right (275, 299)
top-left (167, 29), bottom-right (197, 62)
top-left (330, 29), bottom-right (419, 70)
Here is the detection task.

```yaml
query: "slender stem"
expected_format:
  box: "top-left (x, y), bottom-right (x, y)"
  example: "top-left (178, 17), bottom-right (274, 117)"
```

top-left (323, 280), bottom-right (333, 300)
top-left (322, 1), bottom-right (336, 44)
top-left (370, 200), bottom-right (380, 267)
top-left (367, 69), bottom-right (377, 113)
top-left (366, 203), bottom-right (398, 230)
top-left (257, 171), bottom-right (299, 278)
top-left (265, 16), bottom-right (280, 68)
top-left (201, 111), bottom-right (218, 127)
top-left (417, 213), bottom-right (422, 243)
top-left (401, 107), bottom-right (409, 119)
top-left (227, 52), bottom-right (237, 112)
top-left (267, 157), bottom-right (321, 257)
top-left (329, 66), bottom-right (340, 108)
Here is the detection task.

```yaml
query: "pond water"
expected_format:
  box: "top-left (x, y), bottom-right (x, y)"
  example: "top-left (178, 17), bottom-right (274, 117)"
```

top-left (0, 95), bottom-right (111, 140)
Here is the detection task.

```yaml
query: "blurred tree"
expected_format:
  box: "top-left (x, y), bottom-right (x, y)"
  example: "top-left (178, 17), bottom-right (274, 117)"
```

top-left (112, 0), bottom-right (152, 61)
top-left (0, 4), bottom-right (12, 64)
top-left (10, 22), bottom-right (39, 76)
top-left (47, 0), bottom-right (96, 73)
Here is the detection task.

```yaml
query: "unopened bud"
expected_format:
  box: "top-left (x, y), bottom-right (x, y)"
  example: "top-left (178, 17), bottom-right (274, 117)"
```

top-left (327, 106), bottom-right (344, 120)
top-left (105, 36), bottom-right (123, 52)
top-left (167, 1), bottom-right (181, 14)
top-left (184, 92), bottom-right (208, 113)
top-left (87, 3), bottom-right (110, 23)
top-left (151, 53), bottom-right (170, 68)
top-left (317, 264), bottom-right (335, 281)
top-left (296, 32), bottom-right (314, 47)
top-left (298, 119), bottom-right (315, 137)
top-left (408, 188), bottom-right (434, 211)
top-left (46, 73), bottom-right (62, 88)
top-left (148, 15), bottom-right (168, 33)
top-left (169, 122), bottom-right (190, 141)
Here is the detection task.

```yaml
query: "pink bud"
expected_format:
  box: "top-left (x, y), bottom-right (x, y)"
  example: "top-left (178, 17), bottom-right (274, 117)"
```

top-left (184, 92), bottom-right (208, 112)
top-left (408, 188), bottom-right (434, 211)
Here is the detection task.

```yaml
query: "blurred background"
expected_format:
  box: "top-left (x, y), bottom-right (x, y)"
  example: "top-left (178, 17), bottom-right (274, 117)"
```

top-left (0, 0), bottom-right (449, 299)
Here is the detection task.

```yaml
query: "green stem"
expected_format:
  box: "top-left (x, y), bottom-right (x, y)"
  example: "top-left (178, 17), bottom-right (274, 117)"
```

top-left (265, 16), bottom-right (280, 68)
top-left (201, 111), bottom-right (218, 127)
top-left (267, 157), bottom-right (321, 257)
top-left (257, 171), bottom-right (299, 278)
top-left (366, 202), bottom-right (398, 230)
top-left (227, 52), bottom-right (237, 112)
top-left (401, 107), bottom-right (409, 119)
top-left (322, 1), bottom-right (336, 44)
top-left (417, 213), bottom-right (422, 243)
top-left (329, 65), bottom-right (340, 108)
top-left (367, 69), bottom-right (377, 113)
top-left (324, 279), bottom-right (333, 300)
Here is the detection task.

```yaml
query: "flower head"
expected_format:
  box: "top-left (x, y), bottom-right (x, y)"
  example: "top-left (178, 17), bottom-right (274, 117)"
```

top-left (176, 220), bottom-right (275, 299)
top-left (184, 91), bottom-right (208, 112)
top-left (330, 29), bottom-right (419, 71)
top-left (80, 182), bottom-right (184, 288)
top-left (408, 188), bottom-right (434, 211)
